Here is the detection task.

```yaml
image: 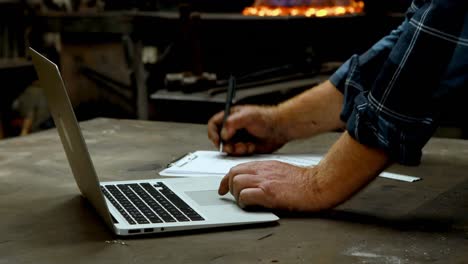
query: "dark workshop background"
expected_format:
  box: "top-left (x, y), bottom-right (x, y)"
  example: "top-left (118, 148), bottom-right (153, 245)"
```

top-left (0, 0), bottom-right (466, 140)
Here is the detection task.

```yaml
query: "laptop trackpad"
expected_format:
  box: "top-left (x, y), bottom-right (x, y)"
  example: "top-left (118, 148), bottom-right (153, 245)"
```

top-left (185, 190), bottom-right (235, 206)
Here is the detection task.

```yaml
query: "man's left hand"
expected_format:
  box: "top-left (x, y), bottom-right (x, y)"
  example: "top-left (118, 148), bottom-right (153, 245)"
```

top-left (218, 160), bottom-right (324, 211)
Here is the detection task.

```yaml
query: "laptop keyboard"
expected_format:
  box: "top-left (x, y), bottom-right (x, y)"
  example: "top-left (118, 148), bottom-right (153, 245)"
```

top-left (101, 182), bottom-right (204, 225)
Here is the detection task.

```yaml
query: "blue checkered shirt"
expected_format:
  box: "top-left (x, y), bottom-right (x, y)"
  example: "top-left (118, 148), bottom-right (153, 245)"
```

top-left (330, 0), bottom-right (468, 165)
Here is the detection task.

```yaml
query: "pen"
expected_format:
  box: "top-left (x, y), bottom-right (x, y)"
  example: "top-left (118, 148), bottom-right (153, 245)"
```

top-left (219, 75), bottom-right (236, 153)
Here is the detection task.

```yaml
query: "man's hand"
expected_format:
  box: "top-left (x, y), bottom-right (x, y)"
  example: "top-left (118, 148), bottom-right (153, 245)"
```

top-left (218, 160), bottom-right (326, 211)
top-left (218, 132), bottom-right (391, 212)
top-left (207, 81), bottom-right (346, 156)
top-left (207, 105), bottom-right (288, 155)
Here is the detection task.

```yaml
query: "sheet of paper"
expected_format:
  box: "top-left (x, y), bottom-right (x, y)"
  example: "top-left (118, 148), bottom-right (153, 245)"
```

top-left (159, 150), bottom-right (421, 183)
top-left (162, 151), bottom-right (322, 176)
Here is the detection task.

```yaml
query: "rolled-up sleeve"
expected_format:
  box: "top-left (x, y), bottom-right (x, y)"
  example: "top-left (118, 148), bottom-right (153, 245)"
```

top-left (330, 0), bottom-right (468, 165)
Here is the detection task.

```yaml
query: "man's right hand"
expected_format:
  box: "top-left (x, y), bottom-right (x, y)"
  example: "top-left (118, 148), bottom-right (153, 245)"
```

top-left (207, 105), bottom-right (289, 156)
top-left (208, 81), bottom-right (346, 155)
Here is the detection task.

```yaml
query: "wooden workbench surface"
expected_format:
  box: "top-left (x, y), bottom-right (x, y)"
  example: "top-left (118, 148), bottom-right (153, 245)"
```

top-left (0, 118), bottom-right (467, 263)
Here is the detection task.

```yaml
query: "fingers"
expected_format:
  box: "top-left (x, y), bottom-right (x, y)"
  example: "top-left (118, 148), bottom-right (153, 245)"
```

top-left (217, 162), bottom-right (273, 209)
top-left (219, 172), bottom-right (267, 208)
top-left (230, 174), bottom-right (261, 201)
top-left (222, 142), bottom-right (256, 156)
top-left (234, 142), bottom-right (247, 155)
top-left (209, 106), bottom-right (261, 154)
top-left (207, 111), bottom-right (225, 147)
top-left (218, 176), bottom-right (270, 209)
top-left (218, 163), bottom-right (256, 195)
top-left (208, 107), bottom-right (253, 151)
top-left (246, 143), bottom-right (256, 154)
top-left (218, 173), bottom-right (230, 195)
top-left (238, 188), bottom-right (271, 208)
top-left (223, 107), bottom-right (254, 140)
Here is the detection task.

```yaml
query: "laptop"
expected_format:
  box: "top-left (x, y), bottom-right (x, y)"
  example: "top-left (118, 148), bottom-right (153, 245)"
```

top-left (29, 47), bottom-right (278, 236)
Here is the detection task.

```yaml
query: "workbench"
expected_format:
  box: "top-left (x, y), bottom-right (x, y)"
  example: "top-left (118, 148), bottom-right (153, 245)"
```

top-left (0, 118), bottom-right (467, 263)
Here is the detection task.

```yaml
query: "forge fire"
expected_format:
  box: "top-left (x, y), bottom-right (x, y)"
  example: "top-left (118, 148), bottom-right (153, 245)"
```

top-left (243, 0), bottom-right (364, 17)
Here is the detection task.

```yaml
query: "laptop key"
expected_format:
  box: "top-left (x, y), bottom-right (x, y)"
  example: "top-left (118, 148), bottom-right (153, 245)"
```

top-left (102, 186), bottom-right (137, 225)
top-left (157, 183), bottom-right (205, 221)
top-left (141, 183), bottom-right (192, 222)
top-left (117, 184), bottom-right (162, 224)
top-left (107, 185), bottom-right (151, 224)
top-left (104, 182), bottom-right (204, 225)
top-left (131, 184), bottom-right (177, 223)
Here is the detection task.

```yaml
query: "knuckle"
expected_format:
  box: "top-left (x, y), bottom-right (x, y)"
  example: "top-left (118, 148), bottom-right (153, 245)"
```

top-left (237, 193), bottom-right (248, 207)
top-left (229, 165), bottom-right (238, 174)
top-left (232, 175), bottom-right (242, 186)
top-left (261, 181), bottom-right (275, 195)
top-left (261, 182), bottom-right (278, 202)
top-left (235, 144), bottom-right (246, 154)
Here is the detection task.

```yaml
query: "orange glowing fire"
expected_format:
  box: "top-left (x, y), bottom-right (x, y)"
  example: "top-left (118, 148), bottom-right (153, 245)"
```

top-left (243, 0), bottom-right (364, 17)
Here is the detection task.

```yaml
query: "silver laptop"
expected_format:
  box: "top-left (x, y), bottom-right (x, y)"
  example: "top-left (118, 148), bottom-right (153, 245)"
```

top-left (29, 47), bottom-right (278, 236)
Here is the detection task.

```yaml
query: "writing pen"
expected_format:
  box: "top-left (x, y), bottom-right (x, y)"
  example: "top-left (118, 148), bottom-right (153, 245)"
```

top-left (219, 75), bottom-right (236, 153)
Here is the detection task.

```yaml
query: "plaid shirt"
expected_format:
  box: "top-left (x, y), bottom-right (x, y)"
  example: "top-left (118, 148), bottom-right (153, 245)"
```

top-left (330, 0), bottom-right (468, 165)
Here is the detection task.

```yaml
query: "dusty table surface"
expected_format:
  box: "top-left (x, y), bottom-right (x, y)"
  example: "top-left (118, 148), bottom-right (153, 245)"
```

top-left (0, 118), bottom-right (467, 264)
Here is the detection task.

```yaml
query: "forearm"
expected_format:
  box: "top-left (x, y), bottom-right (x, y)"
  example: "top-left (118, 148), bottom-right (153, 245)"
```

top-left (275, 80), bottom-right (345, 141)
top-left (306, 131), bottom-right (390, 210)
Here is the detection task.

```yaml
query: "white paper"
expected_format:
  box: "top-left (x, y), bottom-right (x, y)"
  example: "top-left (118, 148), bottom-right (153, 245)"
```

top-left (162, 151), bottom-right (321, 176)
top-left (160, 151), bottom-right (420, 183)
